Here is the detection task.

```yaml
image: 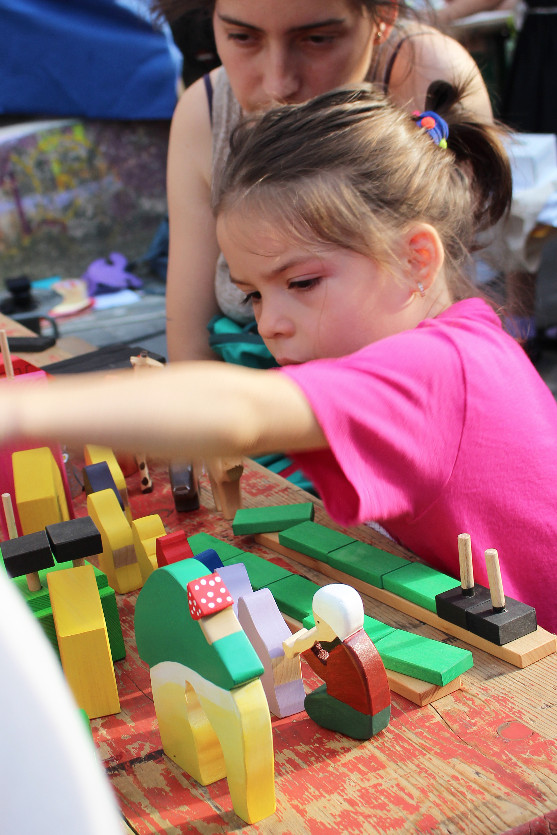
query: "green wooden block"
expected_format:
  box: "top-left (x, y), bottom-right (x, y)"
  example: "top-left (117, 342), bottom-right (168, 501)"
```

top-left (327, 540), bottom-right (410, 588)
top-left (383, 562), bottom-right (460, 612)
top-left (188, 533), bottom-right (244, 561)
top-left (268, 574), bottom-right (321, 621)
top-left (303, 611), bottom-right (396, 644)
top-left (232, 502), bottom-right (315, 535)
top-left (99, 586), bottom-right (126, 661)
top-left (221, 550), bottom-right (292, 590)
top-left (135, 560), bottom-right (264, 690)
top-left (374, 629), bottom-right (473, 685)
top-left (279, 521), bottom-right (355, 562)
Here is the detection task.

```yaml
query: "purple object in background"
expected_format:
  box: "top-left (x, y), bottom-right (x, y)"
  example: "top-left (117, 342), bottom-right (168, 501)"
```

top-left (82, 252), bottom-right (142, 295)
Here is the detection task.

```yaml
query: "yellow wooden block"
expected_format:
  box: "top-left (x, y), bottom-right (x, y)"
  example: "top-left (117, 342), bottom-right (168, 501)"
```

top-left (131, 515), bottom-right (166, 582)
top-left (83, 444), bottom-right (131, 523)
top-left (87, 489), bottom-right (142, 594)
top-left (198, 607), bottom-right (243, 646)
top-left (12, 447), bottom-right (69, 535)
top-left (47, 565), bottom-right (120, 718)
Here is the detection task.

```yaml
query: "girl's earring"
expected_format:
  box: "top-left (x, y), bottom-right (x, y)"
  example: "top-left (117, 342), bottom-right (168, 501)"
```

top-left (375, 23), bottom-right (386, 43)
top-left (417, 282), bottom-right (425, 298)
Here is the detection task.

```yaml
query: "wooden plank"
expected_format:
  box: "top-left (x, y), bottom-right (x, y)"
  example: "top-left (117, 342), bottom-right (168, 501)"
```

top-left (256, 532), bottom-right (557, 668)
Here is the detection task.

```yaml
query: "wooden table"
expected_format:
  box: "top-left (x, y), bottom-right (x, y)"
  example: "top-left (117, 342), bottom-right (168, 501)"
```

top-left (4, 315), bottom-right (556, 834)
top-left (74, 458), bottom-right (557, 835)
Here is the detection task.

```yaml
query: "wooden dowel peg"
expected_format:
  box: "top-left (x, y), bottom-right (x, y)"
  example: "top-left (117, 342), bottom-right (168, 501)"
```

top-left (2, 492), bottom-right (41, 592)
top-left (485, 549), bottom-right (505, 612)
top-left (0, 329), bottom-right (14, 379)
top-left (458, 533), bottom-right (474, 595)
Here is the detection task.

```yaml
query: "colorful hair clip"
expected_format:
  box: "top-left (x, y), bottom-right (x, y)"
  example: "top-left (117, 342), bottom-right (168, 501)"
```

top-left (412, 110), bottom-right (449, 149)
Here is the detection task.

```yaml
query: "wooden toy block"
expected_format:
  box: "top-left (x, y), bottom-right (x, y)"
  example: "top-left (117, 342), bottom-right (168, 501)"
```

top-left (156, 530), bottom-right (194, 567)
top-left (12, 447), bottom-right (70, 535)
top-left (83, 461), bottom-right (124, 511)
top-left (382, 562), bottom-right (461, 612)
top-left (150, 661), bottom-right (275, 824)
top-left (465, 549), bottom-right (537, 645)
top-left (259, 531), bottom-right (555, 668)
top-left (206, 456), bottom-right (244, 520)
top-left (327, 539), bottom-right (411, 588)
top-left (188, 532), bottom-right (244, 561)
top-left (1, 530), bottom-right (54, 583)
top-left (47, 565), bottom-right (120, 718)
top-left (435, 534), bottom-right (492, 626)
top-left (169, 460), bottom-right (200, 512)
top-left (266, 573), bottom-right (322, 621)
top-left (303, 611), bottom-right (396, 644)
top-left (83, 444), bottom-right (130, 521)
top-left (131, 514), bottom-right (166, 582)
top-left (187, 571), bottom-right (234, 619)
top-left (194, 548), bottom-right (224, 572)
top-left (135, 560), bottom-right (264, 691)
top-left (232, 502), bottom-right (315, 535)
top-left (198, 605), bottom-right (244, 645)
top-left (238, 588), bottom-right (305, 718)
top-left (87, 489), bottom-right (143, 594)
top-left (285, 585), bottom-right (391, 739)
top-left (279, 521), bottom-right (355, 562)
top-left (373, 629), bottom-right (473, 686)
top-left (218, 563), bottom-right (253, 615)
top-left (45, 517), bottom-right (102, 568)
top-left (222, 550), bottom-right (292, 590)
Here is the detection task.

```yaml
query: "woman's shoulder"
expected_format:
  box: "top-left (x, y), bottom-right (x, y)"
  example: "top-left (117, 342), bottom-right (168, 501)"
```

top-left (168, 70), bottom-right (223, 186)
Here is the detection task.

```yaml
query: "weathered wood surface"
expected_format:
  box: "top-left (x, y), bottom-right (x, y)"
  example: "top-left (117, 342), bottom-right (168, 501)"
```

top-left (77, 458), bottom-right (557, 835)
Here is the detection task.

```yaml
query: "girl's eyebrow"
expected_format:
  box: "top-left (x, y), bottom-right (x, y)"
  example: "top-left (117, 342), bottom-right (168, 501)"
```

top-left (230, 256), bottom-right (323, 284)
top-left (216, 15), bottom-right (346, 35)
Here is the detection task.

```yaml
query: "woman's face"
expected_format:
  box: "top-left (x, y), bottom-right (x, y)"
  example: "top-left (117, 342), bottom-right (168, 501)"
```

top-left (212, 0), bottom-right (379, 112)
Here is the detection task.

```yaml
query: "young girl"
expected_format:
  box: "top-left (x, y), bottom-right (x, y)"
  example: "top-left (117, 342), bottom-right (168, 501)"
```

top-left (3, 85), bottom-right (556, 633)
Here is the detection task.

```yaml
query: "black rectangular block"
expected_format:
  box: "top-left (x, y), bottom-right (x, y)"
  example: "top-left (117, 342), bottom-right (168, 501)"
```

top-left (435, 584), bottom-right (492, 628)
top-left (1, 531), bottom-right (54, 578)
top-left (466, 597), bottom-right (537, 645)
top-left (46, 517), bottom-right (102, 563)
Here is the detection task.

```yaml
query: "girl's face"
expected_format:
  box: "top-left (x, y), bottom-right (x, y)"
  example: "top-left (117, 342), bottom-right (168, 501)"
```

top-left (217, 212), bottom-right (421, 366)
top-left (212, 0), bottom-right (378, 112)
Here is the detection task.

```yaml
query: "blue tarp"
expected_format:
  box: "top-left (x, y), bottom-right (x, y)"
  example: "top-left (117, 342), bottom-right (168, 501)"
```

top-left (1, 0), bottom-right (182, 119)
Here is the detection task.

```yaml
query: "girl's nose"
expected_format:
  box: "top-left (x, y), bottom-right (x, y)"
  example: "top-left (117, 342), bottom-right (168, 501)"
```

top-left (256, 303), bottom-right (295, 341)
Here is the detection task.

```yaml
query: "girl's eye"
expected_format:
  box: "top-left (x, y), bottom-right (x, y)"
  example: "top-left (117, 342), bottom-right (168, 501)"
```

top-left (289, 277), bottom-right (321, 291)
top-left (241, 290), bottom-right (261, 305)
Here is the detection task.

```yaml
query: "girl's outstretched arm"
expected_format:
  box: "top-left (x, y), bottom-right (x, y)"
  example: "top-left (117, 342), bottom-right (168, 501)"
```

top-left (3, 363), bottom-right (327, 460)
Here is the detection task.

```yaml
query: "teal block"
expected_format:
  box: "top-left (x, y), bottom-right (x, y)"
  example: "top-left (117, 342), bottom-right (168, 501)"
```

top-left (279, 521), bottom-right (355, 562)
top-left (232, 502), bottom-right (315, 535)
top-left (188, 533), bottom-right (244, 561)
top-left (221, 550), bottom-right (292, 590)
top-left (212, 630), bottom-right (265, 685)
top-left (383, 562), bottom-right (460, 612)
top-left (268, 574), bottom-right (321, 621)
top-left (374, 629), bottom-right (473, 685)
top-left (327, 540), bottom-right (410, 588)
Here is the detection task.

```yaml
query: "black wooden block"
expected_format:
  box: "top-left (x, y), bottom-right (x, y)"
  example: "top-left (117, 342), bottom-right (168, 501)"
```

top-left (83, 461), bottom-right (124, 510)
top-left (169, 461), bottom-right (200, 512)
top-left (0, 531), bottom-right (54, 578)
top-left (466, 597), bottom-right (537, 645)
top-left (435, 584), bottom-right (492, 628)
top-left (45, 517), bottom-right (102, 563)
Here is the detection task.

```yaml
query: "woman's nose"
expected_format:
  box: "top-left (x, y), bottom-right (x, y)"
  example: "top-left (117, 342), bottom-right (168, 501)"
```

top-left (261, 46), bottom-right (299, 103)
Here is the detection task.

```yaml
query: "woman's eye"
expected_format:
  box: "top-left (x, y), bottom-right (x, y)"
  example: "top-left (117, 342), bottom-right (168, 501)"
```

top-left (227, 31), bottom-right (257, 45)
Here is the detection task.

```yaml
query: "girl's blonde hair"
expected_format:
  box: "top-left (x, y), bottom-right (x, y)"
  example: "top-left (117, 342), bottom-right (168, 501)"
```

top-left (215, 83), bottom-right (512, 301)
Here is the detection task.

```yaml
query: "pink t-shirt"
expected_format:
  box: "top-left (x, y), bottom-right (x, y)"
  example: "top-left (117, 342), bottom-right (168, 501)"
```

top-left (281, 298), bottom-right (557, 633)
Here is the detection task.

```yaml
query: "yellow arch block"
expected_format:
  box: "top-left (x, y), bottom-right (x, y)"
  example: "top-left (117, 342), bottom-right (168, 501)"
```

top-left (150, 660), bottom-right (275, 824)
top-left (87, 489), bottom-right (142, 594)
top-left (131, 515), bottom-right (166, 583)
top-left (83, 444), bottom-right (131, 523)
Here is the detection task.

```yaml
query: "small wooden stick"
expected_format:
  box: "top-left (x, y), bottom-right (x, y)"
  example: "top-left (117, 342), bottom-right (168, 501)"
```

top-left (458, 533), bottom-right (474, 596)
top-left (2, 492), bottom-right (41, 592)
top-left (130, 351), bottom-right (163, 494)
top-left (485, 548), bottom-right (506, 612)
top-left (0, 330), bottom-right (14, 379)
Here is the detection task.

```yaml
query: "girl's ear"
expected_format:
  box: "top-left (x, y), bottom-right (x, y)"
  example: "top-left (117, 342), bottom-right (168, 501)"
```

top-left (403, 224), bottom-right (445, 295)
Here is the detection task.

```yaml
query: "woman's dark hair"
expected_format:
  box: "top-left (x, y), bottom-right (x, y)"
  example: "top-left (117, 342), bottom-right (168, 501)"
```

top-left (215, 82), bottom-right (512, 301)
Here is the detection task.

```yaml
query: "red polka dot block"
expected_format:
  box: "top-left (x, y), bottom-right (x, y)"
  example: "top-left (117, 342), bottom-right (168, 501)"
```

top-left (187, 572), bottom-right (234, 620)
